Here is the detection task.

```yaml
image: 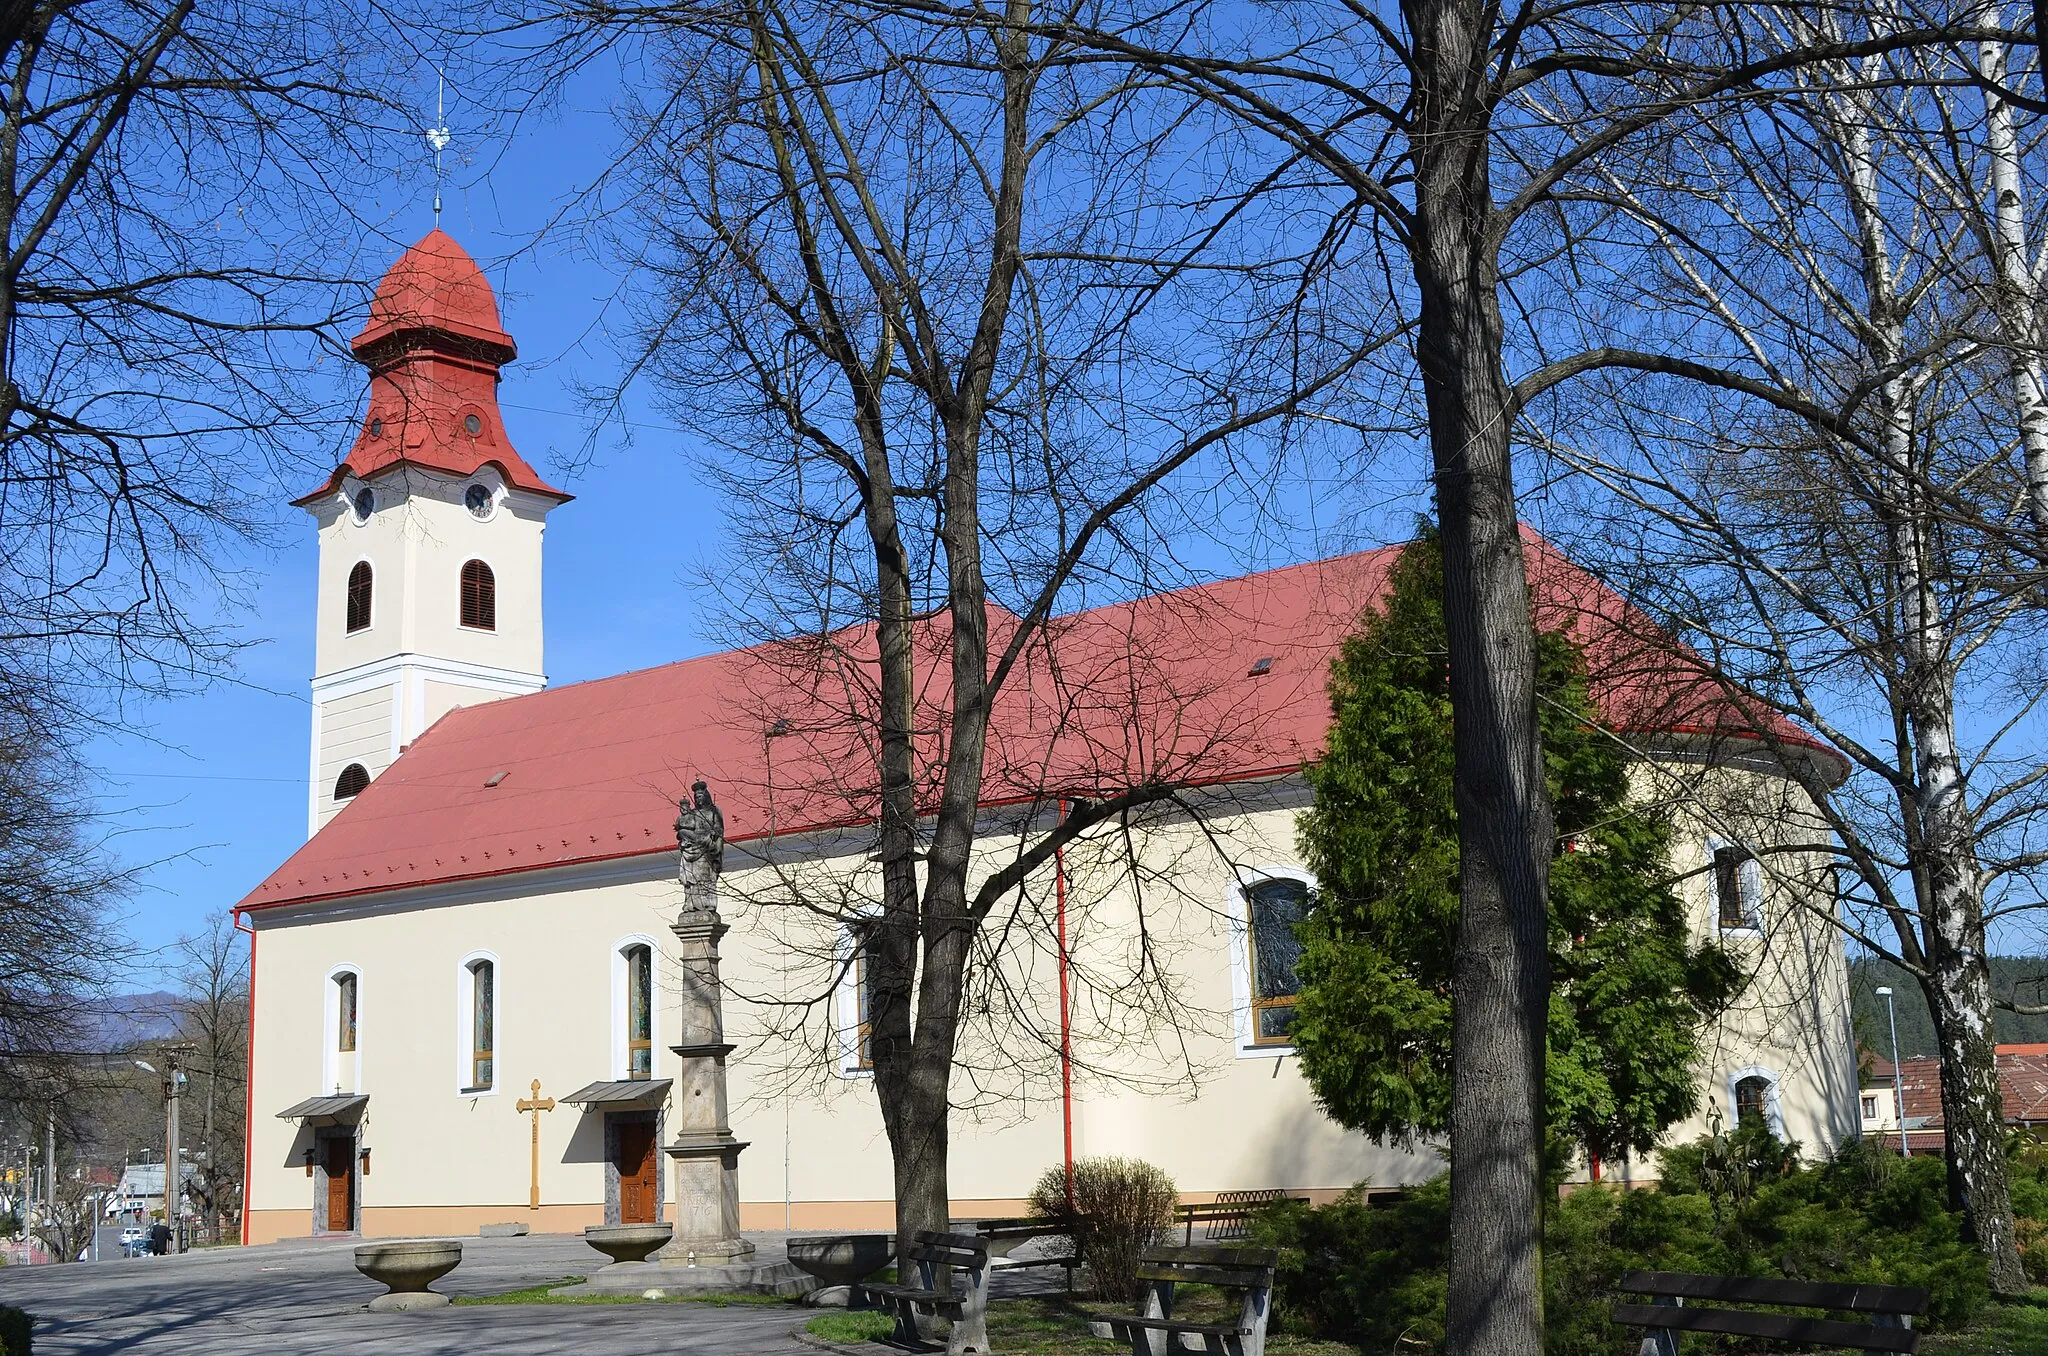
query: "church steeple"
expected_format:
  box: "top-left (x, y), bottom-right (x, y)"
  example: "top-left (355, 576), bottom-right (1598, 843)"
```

top-left (298, 231), bottom-right (569, 837)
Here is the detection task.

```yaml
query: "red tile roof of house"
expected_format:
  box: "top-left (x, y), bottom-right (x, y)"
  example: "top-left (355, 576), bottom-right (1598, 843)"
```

top-left (294, 230), bottom-right (569, 506)
top-left (1869, 1045), bottom-right (2048, 1127)
top-left (236, 536), bottom-right (1842, 914)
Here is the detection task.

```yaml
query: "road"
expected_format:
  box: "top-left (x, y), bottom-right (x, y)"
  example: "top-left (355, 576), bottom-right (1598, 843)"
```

top-left (0, 1232), bottom-right (819, 1354)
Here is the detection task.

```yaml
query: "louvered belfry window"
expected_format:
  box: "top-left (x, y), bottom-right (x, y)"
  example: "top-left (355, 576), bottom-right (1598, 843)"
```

top-left (345, 561), bottom-right (373, 633)
top-left (333, 763), bottom-right (370, 801)
top-left (460, 559), bottom-right (496, 631)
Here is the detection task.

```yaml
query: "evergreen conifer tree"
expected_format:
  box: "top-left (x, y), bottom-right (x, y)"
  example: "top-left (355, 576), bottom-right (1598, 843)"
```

top-left (1292, 531), bottom-right (1741, 1163)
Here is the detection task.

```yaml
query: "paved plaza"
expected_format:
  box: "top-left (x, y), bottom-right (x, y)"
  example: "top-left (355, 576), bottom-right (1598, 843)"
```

top-left (0, 1231), bottom-right (823, 1354)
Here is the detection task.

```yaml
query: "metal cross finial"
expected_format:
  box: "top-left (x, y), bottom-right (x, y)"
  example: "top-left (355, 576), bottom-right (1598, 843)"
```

top-left (425, 72), bottom-right (451, 226)
top-left (514, 1078), bottom-right (555, 1210)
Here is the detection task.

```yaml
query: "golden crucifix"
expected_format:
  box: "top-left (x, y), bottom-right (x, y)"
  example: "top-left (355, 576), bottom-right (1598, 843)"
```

top-left (515, 1078), bottom-right (555, 1210)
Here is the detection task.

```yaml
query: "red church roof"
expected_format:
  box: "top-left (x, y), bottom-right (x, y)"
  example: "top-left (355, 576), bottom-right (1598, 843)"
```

top-left (237, 538), bottom-right (1842, 915)
top-left (295, 230), bottom-right (569, 506)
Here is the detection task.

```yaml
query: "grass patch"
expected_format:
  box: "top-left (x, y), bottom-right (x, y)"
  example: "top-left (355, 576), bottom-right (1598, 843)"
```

top-left (1925, 1294), bottom-right (2048, 1356)
top-left (453, 1278), bottom-right (793, 1307)
top-left (806, 1310), bottom-right (898, 1343)
top-left (980, 1295), bottom-right (1352, 1356)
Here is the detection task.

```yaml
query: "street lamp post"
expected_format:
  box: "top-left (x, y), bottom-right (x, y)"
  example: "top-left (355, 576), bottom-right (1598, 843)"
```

top-left (1876, 986), bottom-right (1910, 1156)
top-left (135, 1047), bottom-right (192, 1252)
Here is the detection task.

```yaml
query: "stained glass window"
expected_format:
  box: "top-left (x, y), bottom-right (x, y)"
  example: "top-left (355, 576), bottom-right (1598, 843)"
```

top-left (1247, 878), bottom-right (1311, 1043)
top-left (626, 945), bottom-right (652, 1079)
top-left (470, 960), bottom-right (494, 1091)
top-left (336, 973), bottom-right (357, 1053)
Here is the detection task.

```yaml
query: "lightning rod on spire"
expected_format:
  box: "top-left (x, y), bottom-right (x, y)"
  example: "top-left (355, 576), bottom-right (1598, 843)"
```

top-left (425, 72), bottom-right (451, 226)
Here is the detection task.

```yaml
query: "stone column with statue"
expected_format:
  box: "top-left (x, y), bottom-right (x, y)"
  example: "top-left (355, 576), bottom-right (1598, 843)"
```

top-left (663, 780), bottom-right (755, 1266)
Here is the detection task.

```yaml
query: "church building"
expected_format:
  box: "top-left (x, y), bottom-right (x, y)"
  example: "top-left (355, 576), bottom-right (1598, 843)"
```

top-left (235, 230), bottom-right (1862, 1244)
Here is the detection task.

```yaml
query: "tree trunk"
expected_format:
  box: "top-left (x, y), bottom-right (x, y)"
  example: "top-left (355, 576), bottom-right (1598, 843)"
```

top-left (1403, 0), bottom-right (1553, 1350)
top-left (1922, 945), bottom-right (2026, 1292)
top-left (1977, 33), bottom-right (2048, 540)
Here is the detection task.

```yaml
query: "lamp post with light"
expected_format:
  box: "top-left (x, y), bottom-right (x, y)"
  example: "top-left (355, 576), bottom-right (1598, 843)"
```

top-left (1876, 986), bottom-right (1910, 1156)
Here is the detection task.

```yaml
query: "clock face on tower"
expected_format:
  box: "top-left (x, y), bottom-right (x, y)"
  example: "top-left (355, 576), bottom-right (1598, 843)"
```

top-left (465, 483), bottom-right (493, 519)
top-left (352, 488), bottom-right (374, 523)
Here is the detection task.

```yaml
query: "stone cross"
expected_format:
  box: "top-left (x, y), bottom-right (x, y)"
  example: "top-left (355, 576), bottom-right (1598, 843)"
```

top-left (515, 1079), bottom-right (555, 1210)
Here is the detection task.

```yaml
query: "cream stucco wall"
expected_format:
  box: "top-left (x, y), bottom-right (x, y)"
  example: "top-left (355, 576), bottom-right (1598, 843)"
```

top-left (244, 764), bottom-right (1859, 1242)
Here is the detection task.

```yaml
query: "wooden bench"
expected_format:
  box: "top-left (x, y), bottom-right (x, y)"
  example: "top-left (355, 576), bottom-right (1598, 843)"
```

top-left (1613, 1270), bottom-right (1931, 1355)
top-left (1102, 1244), bottom-right (1277, 1356)
top-left (960, 1216), bottom-right (1082, 1290)
top-left (1175, 1190), bottom-right (1303, 1245)
top-left (863, 1230), bottom-right (992, 1354)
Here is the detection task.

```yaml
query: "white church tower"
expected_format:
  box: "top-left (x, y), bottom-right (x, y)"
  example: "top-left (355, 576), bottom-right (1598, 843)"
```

top-left (297, 229), bottom-right (571, 835)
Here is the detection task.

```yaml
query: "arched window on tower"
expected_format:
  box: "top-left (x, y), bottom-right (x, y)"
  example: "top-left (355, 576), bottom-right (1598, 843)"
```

top-left (460, 559), bottom-right (496, 631)
top-left (333, 764), bottom-right (370, 801)
top-left (345, 561), bottom-right (373, 633)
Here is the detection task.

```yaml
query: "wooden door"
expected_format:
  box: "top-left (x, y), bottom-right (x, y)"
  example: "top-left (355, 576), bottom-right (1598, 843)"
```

top-left (324, 1137), bottom-right (355, 1232)
top-left (616, 1122), bottom-right (658, 1225)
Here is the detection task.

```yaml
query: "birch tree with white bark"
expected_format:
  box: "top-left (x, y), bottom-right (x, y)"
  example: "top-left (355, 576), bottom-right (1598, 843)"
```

top-left (1533, 6), bottom-right (2045, 1291)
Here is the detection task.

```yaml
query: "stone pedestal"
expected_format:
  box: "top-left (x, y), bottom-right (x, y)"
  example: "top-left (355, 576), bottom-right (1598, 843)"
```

top-left (662, 890), bottom-right (754, 1267)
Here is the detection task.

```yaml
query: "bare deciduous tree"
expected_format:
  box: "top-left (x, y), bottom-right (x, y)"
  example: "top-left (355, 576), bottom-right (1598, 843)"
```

top-left (169, 913), bottom-right (248, 1237)
top-left (0, 0), bottom-right (409, 721)
top-left (514, 0), bottom-right (1382, 1255)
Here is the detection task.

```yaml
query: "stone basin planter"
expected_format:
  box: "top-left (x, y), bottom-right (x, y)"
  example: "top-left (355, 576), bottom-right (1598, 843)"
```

top-left (583, 1222), bottom-right (674, 1269)
top-left (354, 1240), bottom-right (462, 1312)
top-left (787, 1233), bottom-right (894, 1308)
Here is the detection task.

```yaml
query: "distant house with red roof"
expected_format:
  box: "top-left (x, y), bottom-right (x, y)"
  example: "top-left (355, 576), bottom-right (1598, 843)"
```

top-left (235, 231), bottom-right (1863, 1246)
top-left (1861, 1044), bottom-right (2048, 1153)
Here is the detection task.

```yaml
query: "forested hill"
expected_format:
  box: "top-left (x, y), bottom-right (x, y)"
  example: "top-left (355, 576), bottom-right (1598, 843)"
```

top-left (1849, 957), bottom-right (2048, 1058)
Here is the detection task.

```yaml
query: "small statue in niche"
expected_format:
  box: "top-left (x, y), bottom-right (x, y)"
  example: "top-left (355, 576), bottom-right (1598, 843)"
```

top-left (675, 779), bottom-right (725, 896)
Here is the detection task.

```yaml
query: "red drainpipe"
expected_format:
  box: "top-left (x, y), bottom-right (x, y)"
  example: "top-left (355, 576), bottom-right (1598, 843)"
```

top-left (234, 909), bottom-right (257, 1246)
top-left (1056, 799), bottom-right (1075, 1211)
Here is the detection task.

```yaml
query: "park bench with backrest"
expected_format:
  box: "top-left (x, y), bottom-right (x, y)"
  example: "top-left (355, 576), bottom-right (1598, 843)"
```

top-left (1174, 1190), bottom-right (1300, 1244)
top-left (863, 1229), bottom-right (992, 1355)
top-left (1613, 1270), bottom-right (1931, 1354)
top-left (960, 1216), bottom-right (1082, 1290)
top-left (1102, 1244), bottom-right (1278, 1356)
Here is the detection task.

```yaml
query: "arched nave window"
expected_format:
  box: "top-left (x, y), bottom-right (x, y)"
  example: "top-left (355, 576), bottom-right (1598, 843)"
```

top-left (612, 940), bottom-right (657, 1081)
top-left (459, 954), bottom-right (497, 1093)
top-left (323, 965), bottom-right (363, 1095)
top-left (1709, 838), bottom-right (1764, 931)
top-left (1227, 867), bottom-right (1316, 1057)
top-left (1726, 1065), bottom-right (1785, 1139)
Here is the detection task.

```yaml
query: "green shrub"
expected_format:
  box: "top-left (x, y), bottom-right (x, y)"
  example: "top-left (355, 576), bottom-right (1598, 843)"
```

top-left (1250, 1175), bottom-right (1450, 1350)
top-left (1253, 1129), bottom-right (1998, 1355)
top-left (1027, 1156), bottom-right (1177, 1303)
top-left (0, 1305), bottom-right (30, 1356)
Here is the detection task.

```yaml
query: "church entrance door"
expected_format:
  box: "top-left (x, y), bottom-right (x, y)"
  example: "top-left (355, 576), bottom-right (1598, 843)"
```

top-left (616, 1121), bottom-right (658, 1225)
top-left (323, 1136), bottom-right (355, 1231)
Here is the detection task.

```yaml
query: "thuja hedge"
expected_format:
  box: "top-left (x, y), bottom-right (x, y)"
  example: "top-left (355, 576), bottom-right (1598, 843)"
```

top-left (0, 1305), bottom-right (31, 1356)
top-left (1251, 1128), bottom-right (2041, 1354)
